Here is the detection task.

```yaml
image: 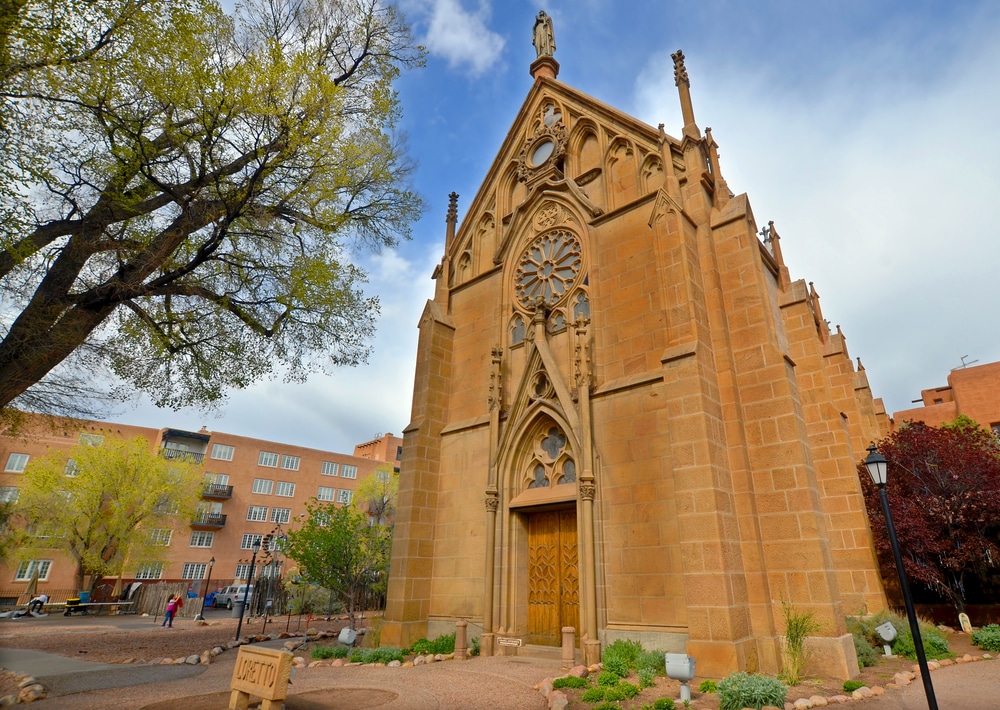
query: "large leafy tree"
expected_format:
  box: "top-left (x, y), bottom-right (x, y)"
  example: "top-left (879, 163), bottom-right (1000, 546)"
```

top-left (354, 464), bottom-right (398, 526)
top-left (0, 0), bottom-right (423, 416)
top-left (285, 499), bottom-right (391, 628)
top-left (859, 416), bottom-right (1000, 612)
top-left (15, 434), bottom-right (203, 592)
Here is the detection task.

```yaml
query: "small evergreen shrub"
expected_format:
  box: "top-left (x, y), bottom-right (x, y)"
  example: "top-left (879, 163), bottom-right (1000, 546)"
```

top-left (593, 703), bottom-right (620, 710)
top-left (311, 646), bottom-right (337, 659)
top-left (972, 624), bottom-right (1000, 652)
top-left (652, 698), bottom-right (676, 710)
top-left (618, 681), bottom-right (640, 699)
top-left (469, 636), bottom-right (481, 657)
top-left (698, 679), bottom-right (718, 693)
top-left (408, 632), bottom-right (456, 656)
top-left (843, 680), bottom-right (865, 693)
top-left (553, 675), bottom-right (589, 689)
top-left (582, 686), bottom-right (606, 702)
top-left (350, 647), bottom-right (405, 664)
top-left (894, 627), bottom-right (952, 661)
top-left (603, 638), bottom-right (644, 668)
top-left (597, 670), bottom-right (620, 687)
top-left (637, 649), bottom-right (668, 676)
top-left (717, 672), bottom-right (787, 710)
top-left (603, 654), bottom-right (629, 678)
top-left (638, 667), bottom-right (657, 689)
top-left (852, 629), bottom-right (880, 668)
top-left (604, 686), bottom-right (627, 702)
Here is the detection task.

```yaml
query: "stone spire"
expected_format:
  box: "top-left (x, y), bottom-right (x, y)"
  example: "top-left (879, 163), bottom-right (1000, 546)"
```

top-left (445, 191), bottom-right (459, 251)
top-left (765, 221), bottom-right (791, 290)
top-left (671, 50), bottom-right (700, 140)
top-left (704, 127), bottom-right (730, 208)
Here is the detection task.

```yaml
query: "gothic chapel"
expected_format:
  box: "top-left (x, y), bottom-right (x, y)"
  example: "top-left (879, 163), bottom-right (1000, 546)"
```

top-left (382, 21), bottom-right (888, 680)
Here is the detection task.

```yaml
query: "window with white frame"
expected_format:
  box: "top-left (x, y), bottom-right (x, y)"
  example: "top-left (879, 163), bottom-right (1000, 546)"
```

top-left (4, 453), bottom-right (28, 472)
top-left (241, 533), bottom-right (263, 550)
top-left (181, 562), bottom-right (208, 580)
top-left (234, 563), bottom-right (253, 580)
top-left (135, 562), bottom-right (164, 580)
top-left (321, 461), bottom-right (339, 476)
top-left (189, 531), bottom-right (215, 548)
top-left (376, 469), bottom-right (390, 482)
top-left (15, 560), bottom-right (51, 581)
top-left (281, 455), bottom-right (300, 471)
top-left (314, 511), bottom-right (330, 527)
top-left (205, 472), bottom-right (230, 485)
top-left (317, 486), bottom-right (335, 501)
top-left (275, 481), bottom-right (295, 497)
top-left (270, 507), bottom-right (291, 524)
top-left (246, 505), bottom-right (268, 522)
top-left (337, 489), bottom-right (354, 504)
top-left (252, 478), bottom-right (273, 495)
top-left (341, 464), bottom-right (358, 479)
top-left (153, 496), bottom-right (180, 515)
top-left (258, 451), bottom-right (279, 467)
top-left (258, 561), bottom-right (284, 578)
top-left (78, 433), bottom-right (104, 446)
top-left (0, 486), bottom-right (18, 503)
top-left (148, 528), bottom-right (173, 546)
top-left (64, 459), bottom-right (79, 476)
top-left (210, 443), bottom-right (235, 461)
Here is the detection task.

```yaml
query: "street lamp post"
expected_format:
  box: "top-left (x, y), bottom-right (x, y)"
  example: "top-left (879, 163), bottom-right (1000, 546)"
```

top-left (235, 540), bottom-right (261, 641)
top-left (864, 445), bottom-right (938, 710)
top-left (194, 556), bottom-right (215, 621)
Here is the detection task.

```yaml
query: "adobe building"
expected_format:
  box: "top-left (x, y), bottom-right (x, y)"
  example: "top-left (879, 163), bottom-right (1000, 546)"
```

top-left (0, 415), bottom-right (401, 596)
top-left (891, 359), bottom-right (1000, 435)
top-left (382, 23), bottom-right (889, 680)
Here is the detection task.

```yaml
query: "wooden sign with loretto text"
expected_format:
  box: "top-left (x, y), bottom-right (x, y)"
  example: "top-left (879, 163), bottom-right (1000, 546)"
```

top-left (229, 646), bottom-right (293, 710)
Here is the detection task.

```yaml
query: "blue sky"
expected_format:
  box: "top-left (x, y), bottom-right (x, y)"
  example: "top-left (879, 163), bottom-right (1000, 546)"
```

top-left (122, 1), bottom-right (1000, 452)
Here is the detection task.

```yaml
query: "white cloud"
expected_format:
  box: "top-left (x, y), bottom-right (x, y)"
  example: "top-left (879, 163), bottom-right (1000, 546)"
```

top-left (410, 0), bottom-right (505, 75)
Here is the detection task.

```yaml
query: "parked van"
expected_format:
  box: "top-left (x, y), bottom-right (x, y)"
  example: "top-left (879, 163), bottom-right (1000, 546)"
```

top-left (215, 584), bottom-right (253, 609)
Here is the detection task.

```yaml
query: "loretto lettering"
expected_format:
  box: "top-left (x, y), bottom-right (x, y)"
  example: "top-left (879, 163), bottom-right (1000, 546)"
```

top-left (235, 656), bottom-right (277, 688)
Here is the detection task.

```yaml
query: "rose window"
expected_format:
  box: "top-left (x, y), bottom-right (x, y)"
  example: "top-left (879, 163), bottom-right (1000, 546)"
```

top-left (515, 229), bottom-right (582, 309)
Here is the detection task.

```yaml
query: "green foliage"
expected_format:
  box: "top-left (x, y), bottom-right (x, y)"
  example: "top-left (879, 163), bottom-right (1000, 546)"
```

top-left (698, 679), bottom-right (718, 693)
top-left (894, 626), bottom-right (952, 660)
top-left (469, 636), bottom-right (480, 657)
top-left (354, 467), bottom-right (399, 527)
top-left (592, 703), bottom-right (620, 710)
top-left (972, 624), bottom-right (1000, 652)
top-left (553, 676), bottom-right (589, 689)
top-left (843, 680), bottom-right (865, 693)
top-left (851, 629), bottom-right (880, 668)
top-left (581, 686), bottom-right (606, 702)
top-left (16, 435), bottom-right (202, 591)
top-left (637, 649), bottom-right (668, 676)
top-left (618, 681), bottom-right (640, 699)
top-left (847, 610), bottom-right (908, 651)
top-left (602, 654), bottom-right (629, 678)
top-left (638, 667), bottom-right (657, 689)
top-left (408, 632), bottom-right (456, 656)
top-left (717, 672), bottom-right (788, 710)
top-left (652, 698), bottom-right (676, 710)
top-left (311, 646), bottom-right (337, 659)
top-left (597, 670), bottom-right (620, 687)
top-left (285, 501), bottom-right (392, 629)
top-left (779, 599), bottom-right (822, 685)
top-left (603, 638), bottom-right (644, 667)
top-left (604, 685), bottom-right (627, 702)
top-left (348, 647), bottom-right (404, 664)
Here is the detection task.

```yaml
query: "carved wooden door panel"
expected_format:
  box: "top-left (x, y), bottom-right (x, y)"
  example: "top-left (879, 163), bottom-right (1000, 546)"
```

top-left (527, 509), bottom-right (578, 645)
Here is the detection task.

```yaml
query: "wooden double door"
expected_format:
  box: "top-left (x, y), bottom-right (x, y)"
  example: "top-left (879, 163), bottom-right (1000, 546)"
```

top-left (526, 508), bottom-right (579, 645)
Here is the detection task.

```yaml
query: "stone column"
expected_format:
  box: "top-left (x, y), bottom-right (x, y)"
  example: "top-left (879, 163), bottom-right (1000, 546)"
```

top-left (561, 627), bottom-right (576, 670)
top-left (480, 493), bottom-right (499, 657)
top-left (455, 619), bottom-right (468, 661)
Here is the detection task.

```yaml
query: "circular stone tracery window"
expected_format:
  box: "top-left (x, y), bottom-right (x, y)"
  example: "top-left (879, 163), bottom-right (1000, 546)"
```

top-left (514, 229), bottom-right (582, 310)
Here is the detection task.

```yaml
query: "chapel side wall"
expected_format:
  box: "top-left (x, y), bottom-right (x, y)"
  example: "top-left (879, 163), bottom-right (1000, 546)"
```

top-left (445, 274), bottom-right (502, 424)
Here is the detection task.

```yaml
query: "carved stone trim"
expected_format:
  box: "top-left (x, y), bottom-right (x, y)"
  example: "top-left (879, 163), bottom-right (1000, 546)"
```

top-left (485, 495), bottom-right (500, 513)
top-left (579, 483), bottom-right (596, 501)
top-left (517, 122), bottom-right (567, 183)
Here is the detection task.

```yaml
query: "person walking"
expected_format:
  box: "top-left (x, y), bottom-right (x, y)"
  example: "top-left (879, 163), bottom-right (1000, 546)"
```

top-left (162, 594), bottom-right (182, 628)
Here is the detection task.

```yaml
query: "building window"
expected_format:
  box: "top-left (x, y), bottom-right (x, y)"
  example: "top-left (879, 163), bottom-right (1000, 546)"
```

top-left (64, 459), bottom-right (80, 477)
top-left (4, 453), bottom-right (29, 472)
top-left (270, 507), bottom-right (291, 524)
top-left (275, 481), bottom-right (295, 497)
top-left (341, 465), bottom-right (358, 479)
top-left (241, 533), bottom-right (264, 550)
top-left (0, 486), bottom-right (18, 503)
top-left (181, 563), bottom-right (207, 580)
top-left (258, 451), bottom-right (279, 467)
top-left (205, 472), bottom-right (230, 485)
top-left (337, 489), bottom-right (354, 504)
top-left (281, 455), bottom-right (300, 471)
top-left (317, 486), bottom-right (335, 501)
top-left (148, 528), bottom-right (173, 546)
top-left (991, 423), bottom-right (1000, 437)
top-left (15, 560), bottom-right (51, 581)
top-left (252, 478), bottom-right (273, 495)
top-left (189, 531), bottom-right (215, 548)
top-left (376, 469), bottom-right (390, 482)
top-left (247, 505), bottom-right (268, 522)
top-left (321, 461), bottom-right (339, 476)
top-left (135, 562), bottom-right (164, 580)
top-left (314, 511), bottom-right (330, 527)
top-left (78, 433), bottom-right (104, 446)
top-left (258, 561), bottom-right (284, 578)
top-left (235, 564), bottom-right (253, 580)
top-left (396, 446), bottom-right (402, 460)
top-left (210, 444), bottom-right (235, 461)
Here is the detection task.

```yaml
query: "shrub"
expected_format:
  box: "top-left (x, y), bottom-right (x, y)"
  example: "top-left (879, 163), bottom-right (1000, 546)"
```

top-left (972, 624), bottom-right (1000, 653)
top-left (618, 681), bottom-right (640, 699)
top-left (893, 626), bottom-right (952, 661)
top-left (311, 646), bottom-right (337, 659)
top-left (843, 680), bottom-right (865, 693)
top-left (603, 654), bottom-right (629, 678)
top-left (581, 686), bottom-right (606, 702)
top-left (553, 676), bottom-right (589, 690)
top-left (603, 638), bottom-right (644, 668)
top-left (604, 685), bottom-right (627, 702)
top-left (717, 672), bottom-right (787, 710)
top-left (638, 667), bottom-right (657, 689)
top-left (851, 629), bottom-right (880, 668)
top-left (349, 647), bottom-right (405, 664)
top-left (780, 599), bottom-right (822, 685)
top-left (469, 636), bottom-right (481, 657)
top-left (637, 649), bottom-right (668, 676)
top-left (652, 698), bottom-right (676, 710)
top-left (409, 632), bottom-right (456, 656)
top-left (698, 679), bottom-right (718, 694)
top-left (593, 703), bottom-right (620, 710)
top-left (597, 670), bottom-right (620, 687)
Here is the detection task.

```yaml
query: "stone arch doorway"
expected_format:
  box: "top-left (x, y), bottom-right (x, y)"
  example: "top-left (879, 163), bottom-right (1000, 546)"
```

top-left (525, 506), bottom-right (579, 645)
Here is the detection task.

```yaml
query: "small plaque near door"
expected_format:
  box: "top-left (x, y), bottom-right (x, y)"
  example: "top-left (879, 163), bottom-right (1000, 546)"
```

top-left (497, 636), bottom-right (523, 647)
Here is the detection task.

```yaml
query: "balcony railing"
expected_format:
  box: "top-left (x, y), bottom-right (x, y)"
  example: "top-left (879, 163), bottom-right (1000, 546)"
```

top-left (202, 483), bottom-right (233, 500)
top-left (191, 513), bottom-right (227, 530)
top-left (161, 448), bottom-right (205, 464)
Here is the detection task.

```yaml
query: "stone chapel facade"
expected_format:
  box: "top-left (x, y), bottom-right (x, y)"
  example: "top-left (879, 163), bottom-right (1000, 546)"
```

top-left (382, 47), bottom-right (889, 680)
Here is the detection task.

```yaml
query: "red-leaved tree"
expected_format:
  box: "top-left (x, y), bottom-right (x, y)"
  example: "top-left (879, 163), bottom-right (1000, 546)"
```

top-left (860, 417), bottom-right (1000, 612)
